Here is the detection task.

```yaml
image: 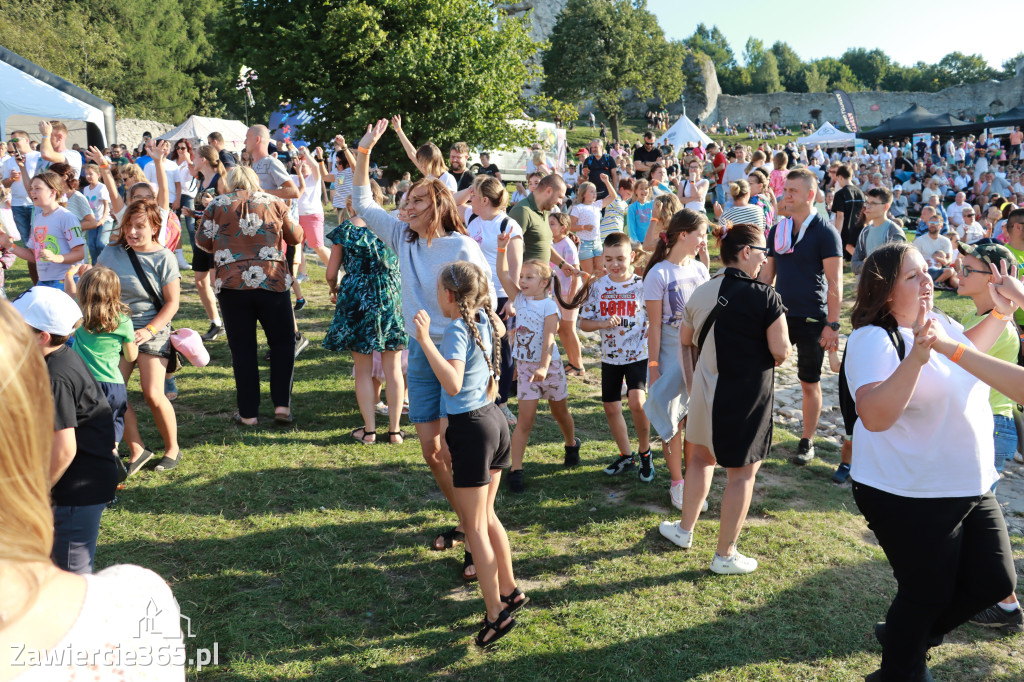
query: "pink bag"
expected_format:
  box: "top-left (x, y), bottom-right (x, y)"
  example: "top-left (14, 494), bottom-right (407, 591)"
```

top-left (170, 328), bottom-right (210, 367)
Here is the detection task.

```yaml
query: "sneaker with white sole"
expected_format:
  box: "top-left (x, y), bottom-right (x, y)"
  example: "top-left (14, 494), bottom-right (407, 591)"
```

top-left (603, 452), bottom-right (635, 475)
top-left (658, 520), bottom-right (692, 548)
top-left (669, 483), bottom-right (709, 512)
top-left (637, 450), bottom-right (655, 482)
top-left (710, 550), bottom-right (758, 575)
top-left (1015, 452), bottom-right (1024, 464)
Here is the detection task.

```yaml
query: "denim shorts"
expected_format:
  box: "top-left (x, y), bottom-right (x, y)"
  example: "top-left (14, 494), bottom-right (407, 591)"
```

top-left (993, 414), bottom-right (1017, 481)
top-left (407, 337), bottom-right (446, 424)
top-left (579, 239), bottom-right (603, 261)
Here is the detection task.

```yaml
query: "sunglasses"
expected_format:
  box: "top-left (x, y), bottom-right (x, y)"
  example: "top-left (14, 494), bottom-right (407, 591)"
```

top-left (958, 263), bottom-right (989, 276)
top-left (747, 244), bottom-right (769, 252)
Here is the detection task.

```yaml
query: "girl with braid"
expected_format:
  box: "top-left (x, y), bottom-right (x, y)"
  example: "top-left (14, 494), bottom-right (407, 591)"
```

top-left (412, 260), bottom-right (528, 649)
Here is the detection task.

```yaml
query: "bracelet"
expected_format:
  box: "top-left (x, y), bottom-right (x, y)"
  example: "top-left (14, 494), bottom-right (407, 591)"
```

top-left (357, 146), bottom-right (371, 155)
top-left (991, 310), bottom-right (1011, 321)
top-left (145, 324), bottom-right (157, 336)
top-left (496, 248), bottom-right (506, 253)
top-left (99, 163), bottom-right (110, 169)
top-left (950, 343), bottom-right (967, 363)
top-left (648, 361), bottom-right (659, 367)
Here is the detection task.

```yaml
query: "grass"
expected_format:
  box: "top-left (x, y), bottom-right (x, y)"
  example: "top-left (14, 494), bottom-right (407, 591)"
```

top-left (564, 117), bottom-right (802, 152)
top-left (4, 235), bottom-right (1021, 681)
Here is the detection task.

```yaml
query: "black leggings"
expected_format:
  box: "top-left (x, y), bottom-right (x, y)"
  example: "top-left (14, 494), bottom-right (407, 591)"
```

top-left (218, 288), bottom-right (295, 418)
top-left (496, 296), bottom-right (515, 405)
top-left (853, 482), bottom-right (1016, 680)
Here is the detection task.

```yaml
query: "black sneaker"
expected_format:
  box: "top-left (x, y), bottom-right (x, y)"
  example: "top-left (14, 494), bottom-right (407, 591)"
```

top-left (294, 333), bottom-right (310, 358)
top-left (791, 438), bottom-right (815, 466)
top-left (202, 322), bottom-right (225, 342)
top-left (637, 449), bottom-right (654, 483)
top-left (564, 437), bottom-right (581, 467)
top-left (831, 462), bottom-right (851, 484)
top-left (969, 603), bottom-right (1024, 632)
top-left (294, 297), bottom-right (306, 312)
top-left (507, 469), bottom-right (525, 493)
top-left (603, 452), bottom-right (636, 476)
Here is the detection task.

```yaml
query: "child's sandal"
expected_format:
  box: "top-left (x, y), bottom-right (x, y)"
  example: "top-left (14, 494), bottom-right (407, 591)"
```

top-left (475, 609), bottom-right (516, 649)
top-left (500, 587), bottom-right (530, 615)
top-left (565, 363), bottom-right (586, 377)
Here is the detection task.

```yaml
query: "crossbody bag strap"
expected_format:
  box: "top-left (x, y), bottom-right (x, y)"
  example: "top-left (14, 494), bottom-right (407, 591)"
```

top-left (696, 274), bottom-right (739, 354)
top-left (125, 247), bottom-right (164, 311)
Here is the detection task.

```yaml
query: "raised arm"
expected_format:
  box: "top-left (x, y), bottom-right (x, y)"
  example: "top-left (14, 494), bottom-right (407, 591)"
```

top-left (390, 116), bottom-right (422, 173)
top-left (37, 120), bottom-right (63, 164)
top-left (148, 140), bottom-right (170, 211)
top-left (494, 232), bottom-right (520, 299)
top-left (87, 146), bottom-right (125, 214)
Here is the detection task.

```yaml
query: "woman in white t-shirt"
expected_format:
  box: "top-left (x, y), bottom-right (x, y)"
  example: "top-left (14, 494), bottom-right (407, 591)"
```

top-left (290, 151), bottom-right (328, 266)
top-left (676, 157), bottom-right (708, 212)
top-left (171, 139), bottom-right (198, 269)
top-left (844, 242), bottom-right (1017, 681)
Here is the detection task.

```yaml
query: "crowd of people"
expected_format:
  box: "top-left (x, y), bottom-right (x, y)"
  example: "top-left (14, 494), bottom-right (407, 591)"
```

top-left (1, 113), bottom-right (1022, 678)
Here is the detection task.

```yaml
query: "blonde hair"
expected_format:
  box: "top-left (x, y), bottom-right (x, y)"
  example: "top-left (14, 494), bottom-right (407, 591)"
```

top-left (438, 261), bottom-right (501, 402)
top-left (78, 266), bottom-right (131, 334)
top-left (475, 176), bottom-right (508, 211)
top-left (225, 165), bottom-right (261, 192)
top-left (729, 179), bottom-right (751, 199)
top-left (522, 258), bottom-right (552, 285)
top-left (416, 143), bottom-right (447, 178)
top-left (632, 179), bottom-right (650, 200)
top-left (651, 193), bottom-right (682, 229)
top-left (0, 301), bottom-right (56, 619)
top-left (121, 163), bottom-right (147, 186)
top-left (577, 181), bottom-right (597, 202)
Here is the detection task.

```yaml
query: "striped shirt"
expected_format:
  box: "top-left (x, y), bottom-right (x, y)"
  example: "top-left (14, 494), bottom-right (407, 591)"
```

top-left (600, 198), bottom-right (628, 238)
top-left (720, 204), bottom-right (765, 231)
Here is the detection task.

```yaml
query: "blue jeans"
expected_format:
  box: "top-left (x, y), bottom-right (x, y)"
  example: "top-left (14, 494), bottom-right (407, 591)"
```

top-left (86, 220), bottom-right (113, 264)
top-left (52, 502), bottom-right (108, 574)
top-left (179, 194), bottom-right (196, 248)
top-left (407, 337), bottom-right (446, 424)
top-left (11, 205), bottom-right (32, 242)
top-left (992, 414), bottom-right (1017, 491)
top-left (37, 279), bottom-right (66, 291)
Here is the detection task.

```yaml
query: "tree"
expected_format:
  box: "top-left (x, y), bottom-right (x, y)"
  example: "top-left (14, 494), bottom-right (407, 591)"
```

top-left (542, 0), bottom-right (685, 142)
top-left (1001, 52), bottom-right (1024, 80)
top-left (770, 41), bottom-right (805, 92)
top-left (684, 23), bottom-right (736, 72)
top-left (840, 48), bottom-right (891, 90)
top-left (219, 0), bottom-right (541, 168)
top-left (935, 52), bottom-right (997, 86)
top-left (743, 38), bottom-right (782, 94)
top-left (804, 63), bottom-right (828, 93)
top-left (812, 58), bottom-right (860, 93)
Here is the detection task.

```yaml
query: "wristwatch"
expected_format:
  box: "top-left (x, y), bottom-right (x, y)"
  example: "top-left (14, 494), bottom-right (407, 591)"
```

top-left (826, 321), bottom-right (840, 332)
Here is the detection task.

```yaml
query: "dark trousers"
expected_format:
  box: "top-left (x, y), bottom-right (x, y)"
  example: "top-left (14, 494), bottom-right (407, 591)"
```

top-left (496, 296), bottom-right (515, 405)
top-left (853, 482), bottom-right (1016, 680)
top-left (218, 288), bottom-right (295, 418)
top-left (52, 503), bottom-right (107, 575)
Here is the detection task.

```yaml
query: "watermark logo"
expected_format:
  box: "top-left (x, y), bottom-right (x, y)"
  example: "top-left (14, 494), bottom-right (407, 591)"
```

top-left (136, 598), bottom-right (218, 671)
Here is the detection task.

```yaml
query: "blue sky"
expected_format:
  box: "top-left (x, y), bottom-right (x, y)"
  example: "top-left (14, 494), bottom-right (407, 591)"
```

top-left (649, 0), bottom-right (1021, 71)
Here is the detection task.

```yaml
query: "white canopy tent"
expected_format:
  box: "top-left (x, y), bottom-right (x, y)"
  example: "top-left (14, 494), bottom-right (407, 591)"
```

top-left (797, 121), bottom-right (857, 148)
top-left (657, 115), bottom-right (713, 150)
top-left (0, 47), bottom-right (115, 147)
top-left (158, 115), bottom-right (250, 152)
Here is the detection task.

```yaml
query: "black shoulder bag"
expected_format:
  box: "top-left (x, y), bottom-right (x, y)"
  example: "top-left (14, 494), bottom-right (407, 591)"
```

top-left (125, 247), bottom-right (182, 374)
top-left (695, 274), bottom-right (740, 356)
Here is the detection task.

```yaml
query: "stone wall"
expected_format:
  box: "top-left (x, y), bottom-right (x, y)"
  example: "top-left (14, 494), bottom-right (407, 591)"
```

top-left (115, 118), bottom-right (175, 150)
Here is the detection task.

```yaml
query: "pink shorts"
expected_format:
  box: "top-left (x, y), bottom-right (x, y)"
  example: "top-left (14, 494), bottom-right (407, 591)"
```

top-left (299, 213), bottom-right (326, 248)
top-left (516, 355), bottom-right (569, 402)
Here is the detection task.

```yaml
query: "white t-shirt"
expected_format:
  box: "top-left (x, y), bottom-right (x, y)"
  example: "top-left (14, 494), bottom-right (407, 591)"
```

top-left (37, 149), bottom-right (82, 178)
top-left (946, 202), bottom-right (967, 226)
top-left (913, 233), bottom-right (953, 268)
top-left (678, 178), bottom-right (708, 212)
top-left (177, 161), bottom-right (198, 198)
top-left (31, 206), bottom-right (84, 282)
top-left (82, 183), bottom-right (111, 221)
top-left (643, 259), bottom-right (710, 328)
top-left (957, 221), bottom-right (985, 244)
top-left (570, 202), bottom-right (602, 242)
top-left (722, 161), bottom-right (748, 186)
top-left (464, 208), bottom-right (523, 299)
top-left (845, 316), bottom-right (997, 497)
top-left (2, 151), bottom-right (40, 206)
top-left (143, 159), bottom-right (181, 204)
top-left (511, 292), bottom-right (560, 363)
top-left (438, 172), bottom-right (457, 193)
top-left (291, 173), bottom-right (324, 216)
top-left (580, 273), bottom-right (649, 365)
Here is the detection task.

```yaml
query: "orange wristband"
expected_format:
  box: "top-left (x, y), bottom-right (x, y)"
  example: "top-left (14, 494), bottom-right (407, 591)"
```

top-left (145, 324), bottom-right (157, 336)
top-left (648, 361), bottom-right (659, 367)
top-left (991, 310), bottom-right (1011, 321)
top-left (357, 146), bottom-right (371, 155)
top-left (496, 248), bottom-right (506, 253)
top-left (950, 343), bottom-right (966, 363)
top-left (99, 163), bottom-right (110, 169)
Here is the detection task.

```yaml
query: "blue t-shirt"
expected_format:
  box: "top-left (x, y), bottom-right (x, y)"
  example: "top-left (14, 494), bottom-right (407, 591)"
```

top-left (440, 311), bottom-right (494, 415)
top-left (767, 214), bottom-right (842, 320)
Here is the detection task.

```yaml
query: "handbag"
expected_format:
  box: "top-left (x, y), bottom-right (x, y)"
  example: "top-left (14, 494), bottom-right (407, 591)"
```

top-left (124, 247), bottom-right (197, 373)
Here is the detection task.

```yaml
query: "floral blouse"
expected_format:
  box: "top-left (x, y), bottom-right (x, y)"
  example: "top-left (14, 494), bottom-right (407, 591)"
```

top-left (197, 190), bottom-right (296, 293)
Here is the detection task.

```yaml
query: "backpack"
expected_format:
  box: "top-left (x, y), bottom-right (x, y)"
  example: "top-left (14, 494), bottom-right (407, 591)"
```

top-left (838, 326), bottom-right (905, 436)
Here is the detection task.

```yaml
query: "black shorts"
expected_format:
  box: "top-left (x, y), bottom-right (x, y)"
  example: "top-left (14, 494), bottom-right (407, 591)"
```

top-left (445, 403), bottom-right (511, 488)
top-left (601, 360), bottom-right (648, 403)
top-left (192, 247), bottom-right (213, 272)
top-left (788, 317), bottom-right (826, 384)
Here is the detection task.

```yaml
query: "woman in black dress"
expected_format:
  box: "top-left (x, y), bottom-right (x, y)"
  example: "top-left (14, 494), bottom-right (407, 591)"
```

top-left (659, 222), bottom-right (791, 575)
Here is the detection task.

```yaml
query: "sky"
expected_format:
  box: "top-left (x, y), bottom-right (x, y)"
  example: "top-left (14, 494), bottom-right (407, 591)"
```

top-left (649, 0), bottom-right (1021, 71)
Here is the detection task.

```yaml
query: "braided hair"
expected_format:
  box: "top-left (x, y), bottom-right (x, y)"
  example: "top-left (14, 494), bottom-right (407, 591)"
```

top-left (439, 261), bottom-right (502, 402)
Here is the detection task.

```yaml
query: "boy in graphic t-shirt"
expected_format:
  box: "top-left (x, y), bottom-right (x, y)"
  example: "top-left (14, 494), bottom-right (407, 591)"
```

top-left (580, 232), bottom-right (651, 479)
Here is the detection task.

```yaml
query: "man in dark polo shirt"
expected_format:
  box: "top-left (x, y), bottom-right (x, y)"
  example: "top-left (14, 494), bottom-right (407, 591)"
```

top-left (760, 168), bottom-right (843, 467)
top-left (508, 174), bottom-right (574, 274)
top-left (632, 132), bottom-right (662, 180)
top-left (581, 139), bottom-right (617, 200)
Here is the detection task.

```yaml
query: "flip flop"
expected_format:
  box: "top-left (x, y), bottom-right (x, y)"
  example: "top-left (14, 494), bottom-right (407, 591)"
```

top-left (274, 411), bottom-right (294, 425)
top-left (431, 527), bottom-right (465, 551)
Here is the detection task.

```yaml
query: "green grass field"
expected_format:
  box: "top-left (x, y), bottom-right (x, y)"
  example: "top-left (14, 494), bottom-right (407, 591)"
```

top-left (564, 117), bottom-right (801, 152)
top-left (4, 235), bottom-right (1020, 680)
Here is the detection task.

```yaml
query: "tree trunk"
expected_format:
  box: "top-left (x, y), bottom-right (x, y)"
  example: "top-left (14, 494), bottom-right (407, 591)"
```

top-left (609, 114), bottom-right (620, 146)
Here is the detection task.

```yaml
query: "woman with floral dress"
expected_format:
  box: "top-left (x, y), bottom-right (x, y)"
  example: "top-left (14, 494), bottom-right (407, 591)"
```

top-left (196, 165), bottom-right (303, 425)
top-left (324, 182), bottom-right (408, 444)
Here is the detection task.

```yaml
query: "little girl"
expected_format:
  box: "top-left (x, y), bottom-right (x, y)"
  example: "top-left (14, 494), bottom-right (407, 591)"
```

top-left (642, 209), bottom-right (710, 511)
top-left (411, 260), bottom-right (526, 649)
top-left (496, 234), bottom-right (581, 493)
top-left (570, 180), bottom-right (617, 275)
top-left (82, 164), bottom-right (112, 264)
top-left (548, 213), bottom-right (585, 375)
top-left (65, 265), bottom-right (139, 454)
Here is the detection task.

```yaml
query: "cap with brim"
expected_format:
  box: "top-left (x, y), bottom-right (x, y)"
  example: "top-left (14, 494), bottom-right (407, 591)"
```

top-left (957, 242), bottom-right (1018, 272)
top-left (893, 185), bottom-right (902, 191)
top-left (576, 148), bottom-right (587, 157)
top-left (11, 286), bottom-right (83, 336)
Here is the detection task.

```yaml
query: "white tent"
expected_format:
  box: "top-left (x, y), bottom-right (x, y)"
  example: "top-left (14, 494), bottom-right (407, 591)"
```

top-left (797, 121), bottom-right (856, 148)
top-left (0, 47), bottom-right (115, 146)
top-left (657, 115), bottom-right (713, 150)
top-left (158, 115), bottom-right (250, 152)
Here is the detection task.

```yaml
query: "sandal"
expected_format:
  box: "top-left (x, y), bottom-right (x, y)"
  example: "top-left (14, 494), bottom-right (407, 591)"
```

top-left (387, 430), bottom-right (405, 444)
top-left (500, 587), bottom-right (530, 615)
top-left (432, 527), bottom-right (465, 551)
top-left (475, 609), bottom-right (515, 649)
top-left (462, 549), bottom-right (477, 582)
top-left (274, 410), bottom-right (294, 425)
top-left (565, 363), bottom-right (586, 377)
top-left (350, 427), bottom-right (376, 444)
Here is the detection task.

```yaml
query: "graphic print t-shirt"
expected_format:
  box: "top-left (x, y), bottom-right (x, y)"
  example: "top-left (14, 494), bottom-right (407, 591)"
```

top-left (581, 273), bottom-right (648, 364)
top-left (643, 259), bottom-right (710, 328)
top-left (512, 293), bottom-right (561, 363)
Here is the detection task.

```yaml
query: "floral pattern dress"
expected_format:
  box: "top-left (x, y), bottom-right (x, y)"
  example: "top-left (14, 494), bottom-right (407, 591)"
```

top-left (323, 221), bottom-right (407, 354)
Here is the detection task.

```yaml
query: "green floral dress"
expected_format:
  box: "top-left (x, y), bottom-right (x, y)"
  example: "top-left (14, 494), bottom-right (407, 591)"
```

top-left (322, 221), bottom-right (407, 353)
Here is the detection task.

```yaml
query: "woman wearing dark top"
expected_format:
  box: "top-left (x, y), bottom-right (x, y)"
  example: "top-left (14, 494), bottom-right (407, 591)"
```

top-left (659, 223), bottom-right (791, 576)
top-left (187, 145), bottom-right (228, 341)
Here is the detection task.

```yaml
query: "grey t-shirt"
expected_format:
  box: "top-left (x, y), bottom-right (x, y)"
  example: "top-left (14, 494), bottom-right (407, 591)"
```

top-left (96, 246), bottom-right (180, 328)
top-left (252, 156), bottom-right (291, 191)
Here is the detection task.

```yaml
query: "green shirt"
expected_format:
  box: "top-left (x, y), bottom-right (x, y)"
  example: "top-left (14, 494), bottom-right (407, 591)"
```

top-left (73, 314), bottom-right (134, 384)
top-left (1004, 243), bottom-right (1024, 327)
top-left (508, 194), bottom-right (552, 263)
top-left (962, 310), bottom-right (1019, 417)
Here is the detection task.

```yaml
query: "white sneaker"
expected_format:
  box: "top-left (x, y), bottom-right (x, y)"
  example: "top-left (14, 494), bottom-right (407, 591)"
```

top-left (669, 483), bottom-right (709, 512)
top-left (1015, 452), bottom-right (1024, 464)
top-left (658, 520), bottom-right (692, 549)
top-left (175, 249), bottom-right (192, 270)
top-left (710, 550), bottom-right (758, 575)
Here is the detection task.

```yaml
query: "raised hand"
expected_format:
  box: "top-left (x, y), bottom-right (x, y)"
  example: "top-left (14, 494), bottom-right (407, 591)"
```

top-left (496, 232), bottom-right (511, 250)
top-left (713, 202), bottom-right (723, 217)
top-left (85, 145), bottom-right (106, 166)
top-left (390, 115), bottom-right (403, 133)
top-left (38, 120), bottom-right (52, 137)
top-left (358, 119), bottom-right (390, 152)
top-left (988, 259), bottom-right (1024, 311)
top-left (910, 299), bottom-right (934, 365)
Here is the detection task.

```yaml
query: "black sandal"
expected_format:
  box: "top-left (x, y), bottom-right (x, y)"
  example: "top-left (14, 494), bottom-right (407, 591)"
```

top-left (387, 430), bottom-right (405, 443)
top-left (500, 587), bottom-right (530, 615)
top-left (475, 609), bottom-right (516, 649)
top-left (565, 363), bottom-right (586, 377)
top-left (564, 437), bottom-right (581, 467)
top-left (462, 549), bottom-right (477, 582)
top-left (431, 527), bottom-right (464, 551)
top-left (350, 427), bottom-right (376, 444)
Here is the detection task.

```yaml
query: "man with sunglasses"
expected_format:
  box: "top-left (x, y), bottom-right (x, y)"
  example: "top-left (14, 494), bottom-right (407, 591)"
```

top-left (632, 132), bottom-right (661, 180)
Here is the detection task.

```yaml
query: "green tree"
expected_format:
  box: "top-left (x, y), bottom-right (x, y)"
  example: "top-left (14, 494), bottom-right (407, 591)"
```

top-left (1001, 52), bottom-right (1024, 79)
top-left (219, 0), bottom-right (542, 167)
top-left (804, 63), bottom-right (828, 93)
top-left (840, 48), bottom-right (891, 90)
top-left (542, 0), bottom-right (685, 141)
top-left (812, 58), bottom-right (860, 92)
top-left (743, 38), bottom-right (782, 93)
top-left (935, 52), bottom-right (997, 86)
top-left (684, 23), bottom-right (736, 72)
top-left (770, 41), bottom-right (805, 92)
